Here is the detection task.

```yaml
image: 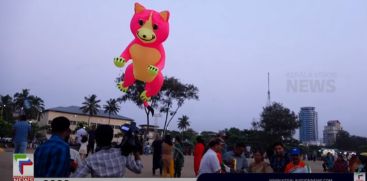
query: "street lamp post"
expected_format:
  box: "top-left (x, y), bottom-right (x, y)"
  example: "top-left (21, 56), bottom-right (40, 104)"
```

top-left (0, 105), bottom-right (6, 121)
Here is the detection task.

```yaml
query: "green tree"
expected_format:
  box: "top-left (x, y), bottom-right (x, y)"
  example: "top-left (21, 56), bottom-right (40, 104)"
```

top-left (0, 119), bottom-right (12, 138)
top-left (0, 94), bottom-right (15, 122)
top-left (255, 102), bottom-right (299, 142)
top-left (14, 89), bottom-right (30, 112)
top-left (1, 91), bottom-right (45, 138)
top-left (80, 94), bottom-right (101, 126)
top-left (28, 123), bottom-right (51, 141)
top-left (118, 81), bottom-right (160, 139)
top-left (221, 128), bottom-right (268, 149)
top-left (221, 127), bottom-right (300, 152)
top-left (223, 128), bottom-right (246, 148)
top-left (334, 130), bottom-right (367, 152)
top-left (118, 77), bottom-right (199, 138)
top-left (200, 131), bottom-right (217, 144)
top-left (165, 130), bottom-right (181, 138)
top-left (28, 96), bottom-right (45, 121)
top-left (177, 115), bottom-right (190, 136)
top-left (30, 122), bottom-right (39, 140)
top-left (182, 128), bottom-right (198, 143)
top-left (39, 125), bottom-right (51, 135)
top-left (13, 89), bottom-right (45, 120)
top-left (159, 77), bottom-right (199, 135)
top-left (0, 95), bottom-right (15, 138)
top-left (103, 98), bottom-right (120, 124)
top-left (243, 129), bottom-right (271, 149)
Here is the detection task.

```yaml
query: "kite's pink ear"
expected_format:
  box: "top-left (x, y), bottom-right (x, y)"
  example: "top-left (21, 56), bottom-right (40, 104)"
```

top-left (160, 11), bottom-right (170, 22)
top-left (134, 3), bottom-right (145, 14)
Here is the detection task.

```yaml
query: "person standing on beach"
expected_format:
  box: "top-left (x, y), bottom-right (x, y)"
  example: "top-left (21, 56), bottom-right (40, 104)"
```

top-left (198, 138), bottom-right (224, 176)
top-left (34, 117), bottom-right (71, 177)
top-left (12, 114), bottom-right (31, 153)
top-left (161, 135), bottom-right (174, 177)
top-left (194, 136), bottom-right (205, 176)
top-left (152, 134), bottom-right (163, 176)
top-left (173, 136), bottom-right (184, 177)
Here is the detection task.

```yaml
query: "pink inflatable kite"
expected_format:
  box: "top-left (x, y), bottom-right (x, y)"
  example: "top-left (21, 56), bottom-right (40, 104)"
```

top-left (114, 3), bottom-right (170, 109)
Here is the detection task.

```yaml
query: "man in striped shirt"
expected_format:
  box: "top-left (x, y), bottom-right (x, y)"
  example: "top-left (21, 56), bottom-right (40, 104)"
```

top-left (34, 116), bottom-right (71, 177)
top-left (72, 125), bottom-right (143, 177)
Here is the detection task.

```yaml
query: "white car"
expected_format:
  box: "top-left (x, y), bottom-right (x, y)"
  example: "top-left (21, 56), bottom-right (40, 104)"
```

top-left (0, 137), bottom-right (12, 143)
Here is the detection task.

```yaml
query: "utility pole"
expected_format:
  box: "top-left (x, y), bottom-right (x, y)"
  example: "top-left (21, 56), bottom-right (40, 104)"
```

top-left (267, 72), bottom-right (271, 106)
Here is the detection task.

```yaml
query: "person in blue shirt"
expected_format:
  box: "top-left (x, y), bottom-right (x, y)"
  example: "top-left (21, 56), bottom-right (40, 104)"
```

top-left (34, 116), bottom-right (71, 177)
top-left (270, 142), bottom-right (291, 173)
top-left (12, 114), bottom-right (31, 153)
top-left (223, 142), bottom-right (249, 173)
top-left (323, 152), bottom-right (335, 172)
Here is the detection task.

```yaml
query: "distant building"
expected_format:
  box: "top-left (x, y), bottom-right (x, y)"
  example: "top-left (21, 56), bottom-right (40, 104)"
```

top-left (301, 140), bottom-right (325, 146)
top-left (139, 124), bottom-right (162, 144)
top-left (323, 120), bottom-right (342, 146)
top-left (299, 107), bottom-right (318, 143)
top-left (39, 106), bottom-right (134, 141)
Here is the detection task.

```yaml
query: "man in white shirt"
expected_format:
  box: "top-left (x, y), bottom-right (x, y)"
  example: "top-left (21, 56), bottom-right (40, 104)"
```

top-left (70, 148), bottom-right (82, 173)
top-left (75, 124), bottom-right (88, 145)
top-left (198, 138), bottom-right (224, 176)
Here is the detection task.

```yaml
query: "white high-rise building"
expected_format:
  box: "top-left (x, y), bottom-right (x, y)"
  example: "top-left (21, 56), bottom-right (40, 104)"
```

top-left (323, 120), bottom-right (342, 146)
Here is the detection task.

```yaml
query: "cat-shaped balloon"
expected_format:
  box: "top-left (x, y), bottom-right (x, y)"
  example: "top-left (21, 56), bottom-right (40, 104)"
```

top-left (114, 3), bottom-right (169, 108)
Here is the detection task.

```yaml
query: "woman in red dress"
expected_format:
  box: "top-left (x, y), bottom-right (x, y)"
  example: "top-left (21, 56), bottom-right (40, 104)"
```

top-left (194, 136), bottom-right (205, 176)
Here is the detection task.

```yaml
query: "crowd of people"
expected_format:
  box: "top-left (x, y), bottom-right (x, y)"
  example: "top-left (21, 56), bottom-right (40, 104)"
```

top-left (151, 134), bottom-right (185, 177)
top-left (10, 115), bottom-right (367, 178)
top-left (191, 135), bottom-right (313, 175)
top-left (191, 136), bottom-right (366, 176)
top-left (30, 116), bottom-right (143, 177)
top-left (151, 133), bottom-right (321, 177)
top-left (322, 152), bottom-right (366, 173)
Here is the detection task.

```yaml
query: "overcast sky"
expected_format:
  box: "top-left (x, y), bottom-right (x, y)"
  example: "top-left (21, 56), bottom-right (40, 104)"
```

top-left (1, 0), bottom-right (366, 138)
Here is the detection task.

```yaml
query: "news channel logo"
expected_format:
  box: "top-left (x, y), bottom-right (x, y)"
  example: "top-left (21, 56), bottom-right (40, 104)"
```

top-left (13, 153), bottom-right (34, 181)
top-left (355, 172), bottom-right (366, 181)
top-left (286, 72), bottom-right (337, 93)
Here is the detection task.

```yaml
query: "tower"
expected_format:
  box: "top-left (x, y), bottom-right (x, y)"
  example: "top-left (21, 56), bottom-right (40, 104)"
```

top-left (267, 72), bottom-right (271, 106)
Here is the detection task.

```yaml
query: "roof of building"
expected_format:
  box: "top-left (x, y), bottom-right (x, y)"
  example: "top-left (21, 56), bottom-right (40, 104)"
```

top-left (45, 106), bottom-right (134, 122)
top-left (139, 124), bottom-right (159, 128)
top-left (300, 107), bottom-right (316, 110)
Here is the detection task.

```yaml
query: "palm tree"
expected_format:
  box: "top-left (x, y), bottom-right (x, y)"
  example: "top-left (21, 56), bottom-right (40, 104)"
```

top-left (177, 115), bottom-right (190, 136)
top-left (29, 96), bottom-right (45, 121)
top-left (80, 94), bottom-right (101, 126)
top-left (13, 89), bottom-right (30, 112)
top-left (13, 90), bottom-right (45, 120)
top-left (1, 95), bottom-right (13, 106)
top-left (103, 98), bottom-right (120, 125)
